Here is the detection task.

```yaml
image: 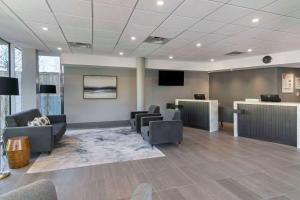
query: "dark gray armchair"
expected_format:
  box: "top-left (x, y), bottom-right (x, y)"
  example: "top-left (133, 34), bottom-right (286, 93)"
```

top-left (141, 109), bottom-right (183, 146)
top-left (3, 109), bottom-right (67, 154)
top-left (130, 105), bottom-right (160, 133)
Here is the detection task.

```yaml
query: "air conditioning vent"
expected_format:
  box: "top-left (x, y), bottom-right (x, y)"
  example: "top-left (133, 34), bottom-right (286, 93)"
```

top-left (225, 51), bottom-right (245, 56)
top-left (68, 42), bottom-right (92, 49)
top-left (144, 36), bottom-right (170, 44)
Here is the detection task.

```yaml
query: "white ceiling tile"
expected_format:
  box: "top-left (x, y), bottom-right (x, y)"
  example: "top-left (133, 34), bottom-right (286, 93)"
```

top-left (49, 0), bottom-right (91, 19)
top-left (56, 14), bottom-right (92, 29)
top-left (27, 22), bottom-right (65, 43)
top-left (93, 30), bottom-right (120, 40)
top-left (199, 33), bottom-right (228, 45)
top-left (261, 0), bottom-right (300, 15)
top-left (93, 3), bottom-right (132, 23)
top-left (93, 20), bottom-right (125, 32)
top-left (214, 24), bottom-right (252, 36)
top-left (93, 0), bottom-right (137, 7)
top-left (189, 19), bottom-right (225, 33)
top-left (160, 15), bottom-right (198, 33)
top-left (130, 9), bottom-right (167, 27)
top-left (11, 8), bottom-right (57, 24)
top-left (152, 26), bottom-right (183, 38)
top-left (2, 0), bottom-right (50, 12)
top-left (137, 0), bottom-right (184, 14)
top-left (62, 26), bottom-right (92, 43)
top-left (206, 5), bottom-right (253, 23)
top-left (177, 30), bottom-right (207, 42)
top-left (174, 0), bottom-right (222, 19)
top-left (229, 0), bottom-right (275, 9)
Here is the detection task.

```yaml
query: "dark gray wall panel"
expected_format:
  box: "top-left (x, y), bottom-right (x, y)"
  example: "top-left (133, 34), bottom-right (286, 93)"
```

top-left (178, 101), bottom-right (209, 130)
top-left (237, 104), bottom-right (297, 147)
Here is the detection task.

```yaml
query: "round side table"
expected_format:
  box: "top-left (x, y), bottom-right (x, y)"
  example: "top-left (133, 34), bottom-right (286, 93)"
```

top-left (6, 136), bottom-right (30, 169)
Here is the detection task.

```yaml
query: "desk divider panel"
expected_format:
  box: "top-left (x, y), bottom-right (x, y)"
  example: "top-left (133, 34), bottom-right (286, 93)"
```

top-left (178, 101), bottom-right (210, 130)
top-left (238, 104), bottom-right (297, 146)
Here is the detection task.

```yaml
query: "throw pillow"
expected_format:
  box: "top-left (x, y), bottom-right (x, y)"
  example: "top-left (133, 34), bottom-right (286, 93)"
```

top-left (27, 116), bottom-right (51, 127)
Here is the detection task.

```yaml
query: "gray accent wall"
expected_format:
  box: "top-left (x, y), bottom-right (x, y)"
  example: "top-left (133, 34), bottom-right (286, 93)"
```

top-left (64, 66), bottom-right (137, 123)
top-left (145, 70), bottom-right (209, 114)
top-left (64, 66), bottom-right (209, 124)
top-left (209, 68), bottom-right (278, 122)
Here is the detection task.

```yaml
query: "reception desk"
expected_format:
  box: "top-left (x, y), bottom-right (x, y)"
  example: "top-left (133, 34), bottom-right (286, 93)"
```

top-left (175, 99), bottom-right (218, 132)
top-left (234, 101), bottom-right (300, 148)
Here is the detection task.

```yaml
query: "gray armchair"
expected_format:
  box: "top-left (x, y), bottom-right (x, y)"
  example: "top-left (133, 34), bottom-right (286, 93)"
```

top-left (3, 109), bottom-right (67, 154)
top-left (130, 105), bottom-right (160, 133)
top-left (141, 109), bottom-right (183, 146)
top-left (0, 180), bottom-right (57, 200)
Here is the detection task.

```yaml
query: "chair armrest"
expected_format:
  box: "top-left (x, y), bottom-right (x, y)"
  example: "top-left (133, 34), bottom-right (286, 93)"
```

top-left (3, 126), bottom-right (54, 153)
top-left (130, 111), bottom-right (147, 119)
top-left (149, 120), bottom-right (183, 142)
top-left (47, 115), bottom-right (66, 124)
top-left (141, 116), bottom-right (163, 127)
top-left (136, 113), bottom-right (161, 133)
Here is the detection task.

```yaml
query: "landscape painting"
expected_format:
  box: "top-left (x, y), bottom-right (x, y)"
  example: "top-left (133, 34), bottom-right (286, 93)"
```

top-left (83, 75), bottom-right (117, 99)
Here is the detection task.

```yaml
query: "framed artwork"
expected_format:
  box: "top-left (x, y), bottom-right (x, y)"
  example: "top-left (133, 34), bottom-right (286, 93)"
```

top-left (83, 75), bottom-right (117, 99)
top-left (282, 73), bottom-right (294, 93)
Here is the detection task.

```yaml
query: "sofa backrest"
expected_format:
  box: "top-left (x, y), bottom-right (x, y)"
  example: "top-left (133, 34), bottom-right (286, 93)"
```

top-left (5, 109), bottom-right (42, 127)
top-left (164, 109), bottom-right (181, 121)
top-left (148, 105), bottom-right (160, 114)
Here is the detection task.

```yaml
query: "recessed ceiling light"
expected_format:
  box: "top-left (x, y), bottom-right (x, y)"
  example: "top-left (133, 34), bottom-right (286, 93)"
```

top-left (196, 43), bottom-right (202, 47)
top-left (119, 52), bottom-right (124, 56)
top-left (42, 27), bottom-right (48, 31)
top-left (57, 47), bottom-right (62, 51)
top-left (252, 18), bottom-right (260, 23)
top-left (169, 55), bottom-right (173, 59)
top-left (130, 36), bottom-right (136, 41)
top-left (210, 59), bottom-right (215, 62)
top-left (156, 0), bottom-right (164, 6)
top-left (247, 48), bottom-right (253, 52)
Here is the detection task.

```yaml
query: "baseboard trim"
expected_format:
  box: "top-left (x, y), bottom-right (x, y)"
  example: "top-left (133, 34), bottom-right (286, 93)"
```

top-left (67, 120), bottom-right (130, 129)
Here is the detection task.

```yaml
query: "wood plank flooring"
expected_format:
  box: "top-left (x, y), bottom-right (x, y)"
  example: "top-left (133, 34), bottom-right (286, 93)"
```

top-left (1, 125), bottom-right (300, 200)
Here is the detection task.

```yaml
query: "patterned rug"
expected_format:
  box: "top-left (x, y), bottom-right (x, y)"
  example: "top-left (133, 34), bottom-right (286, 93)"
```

top-left (27, 127), bottom-right (165, 174)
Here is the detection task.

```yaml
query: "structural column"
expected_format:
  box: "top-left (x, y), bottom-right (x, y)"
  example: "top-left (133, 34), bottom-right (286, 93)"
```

top-left (21, 48), bottom-right (38, 110)
top-left (136, 57), bottom-right (145, 111)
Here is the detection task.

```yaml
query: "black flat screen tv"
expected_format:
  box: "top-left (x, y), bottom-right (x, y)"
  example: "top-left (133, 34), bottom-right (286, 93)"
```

top-left (158, 70), bottom-right (184, 86)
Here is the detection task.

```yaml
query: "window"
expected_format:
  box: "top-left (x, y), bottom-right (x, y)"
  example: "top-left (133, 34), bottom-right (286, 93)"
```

top-left (0, 39), bottom-right (9, 129)
top-left (38, 55), bottom-right (62, 115)
top-left (11, 48), bottom-right (22, 113)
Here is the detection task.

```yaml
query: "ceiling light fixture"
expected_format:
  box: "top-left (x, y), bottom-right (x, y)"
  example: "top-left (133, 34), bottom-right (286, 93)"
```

top-left (196, 43), bottom-right (202, 47)
top-left (210, 58), bottom-right (215, 62)
top-left (130, 36), bottom-right (136, 41)
top-left (156, 0), bottom-right (164, 6)
top-left (57, 47), bottom-right (62, 51)
top-left (42, 27), bottom-right (48, 31)
top-left (119, 52), bottom-right (124, 56)
top-left (247, 48), bottom-right (253, 52)
top-left (169, 55), bottom-right (173, 59)
top-left (252, 18), bottom-right (260, 23)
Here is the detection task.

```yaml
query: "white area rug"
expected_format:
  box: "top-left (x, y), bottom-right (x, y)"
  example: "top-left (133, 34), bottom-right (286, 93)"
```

top-left (27, 127), bottom-right (165, 174)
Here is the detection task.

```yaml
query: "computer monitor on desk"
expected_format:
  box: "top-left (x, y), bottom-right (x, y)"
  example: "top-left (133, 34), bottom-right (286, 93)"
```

top-left (260, 94), bottom-right (281, 102)
top-left (194, 94), bottom-right (205, 100)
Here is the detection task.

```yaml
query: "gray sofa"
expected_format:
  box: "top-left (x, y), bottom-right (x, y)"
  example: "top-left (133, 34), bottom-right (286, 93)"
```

top-left (130, 105), bottom-right (160, 133)
top-left (141, 109), bottom-right (183, 146)
top-left (0, 180), bottom-right (152, 200)
top-left (3, 109), bottom-right (66, 154)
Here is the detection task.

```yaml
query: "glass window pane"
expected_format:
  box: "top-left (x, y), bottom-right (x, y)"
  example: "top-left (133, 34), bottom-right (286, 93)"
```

top-left (0, 39), bottom-right (9, 129)
top-left (14, 48), bottom-right (22, 113)
top-left (39, 56), bottom-right (61, 115)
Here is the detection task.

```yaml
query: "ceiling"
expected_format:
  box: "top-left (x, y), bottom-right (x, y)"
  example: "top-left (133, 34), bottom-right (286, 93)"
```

top-left (1, 0), bottom-right (300, 62)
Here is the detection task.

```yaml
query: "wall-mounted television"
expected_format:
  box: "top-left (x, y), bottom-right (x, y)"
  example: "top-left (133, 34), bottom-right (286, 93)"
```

top-left (158, 70), bottom-right (184, 86)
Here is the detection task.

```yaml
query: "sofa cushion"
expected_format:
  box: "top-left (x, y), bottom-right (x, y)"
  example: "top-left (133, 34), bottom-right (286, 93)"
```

top-left (28, 116), bottom-right (51, 127)
top-left (6, 109), bottom-right (42, 127)
top-left (52, 123), bottom-right (67, 144)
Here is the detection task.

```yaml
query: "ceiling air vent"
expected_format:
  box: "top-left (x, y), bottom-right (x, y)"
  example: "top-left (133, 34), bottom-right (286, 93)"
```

top-left (225, 51), bottom-right (245, 56)
top-left (68, 42), bottom-right (92, 49)
top-left (144, 36), bottom-right (170, 44)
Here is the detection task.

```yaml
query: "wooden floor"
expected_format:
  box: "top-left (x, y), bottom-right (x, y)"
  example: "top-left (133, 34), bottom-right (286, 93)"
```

top-left (1, 125), bottom-right (300, 200)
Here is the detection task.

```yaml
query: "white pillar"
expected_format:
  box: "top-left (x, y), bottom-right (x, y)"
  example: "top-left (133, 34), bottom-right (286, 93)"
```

top-left (21, 49), bottom-right (38, 110)
top-left (136, 57), bottom-right (145, 111)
